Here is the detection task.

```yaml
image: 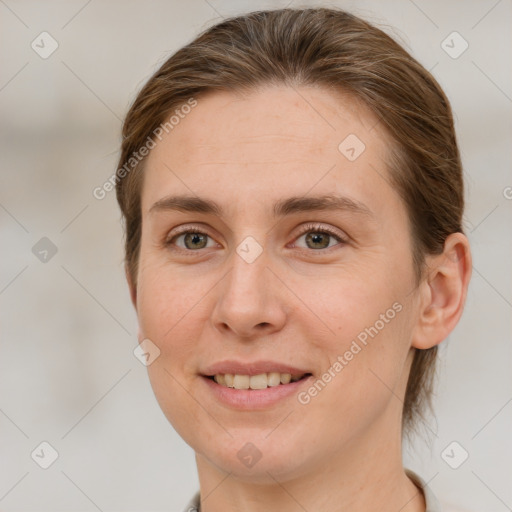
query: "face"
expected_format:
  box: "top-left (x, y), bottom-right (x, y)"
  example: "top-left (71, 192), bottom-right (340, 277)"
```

top-left (134, 85), bottom-right (422, 483)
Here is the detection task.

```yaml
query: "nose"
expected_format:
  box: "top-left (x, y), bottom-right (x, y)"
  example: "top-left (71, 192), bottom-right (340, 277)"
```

top-left (210, 244), bottom-right (287, 340)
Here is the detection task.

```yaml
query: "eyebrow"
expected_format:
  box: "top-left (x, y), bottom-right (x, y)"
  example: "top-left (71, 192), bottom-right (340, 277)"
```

top-left (149, 194), bottom-right (374, 218)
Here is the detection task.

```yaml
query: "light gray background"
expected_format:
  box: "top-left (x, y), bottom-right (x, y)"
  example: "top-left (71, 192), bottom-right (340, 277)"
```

top-left (1, 1), bottom-right (511, 511)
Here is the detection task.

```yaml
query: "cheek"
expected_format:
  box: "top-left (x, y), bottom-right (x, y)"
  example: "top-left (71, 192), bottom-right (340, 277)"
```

top-left (146, 362), bottom-right (209, 451)
top-left (136, 263), bottom-right (209, 443)
top-left (136, 254), bottom-right (205, 339)
top-left (296, 271), bottom-right (413, 422)
top-left (302, 264), bottom-right (407, 350)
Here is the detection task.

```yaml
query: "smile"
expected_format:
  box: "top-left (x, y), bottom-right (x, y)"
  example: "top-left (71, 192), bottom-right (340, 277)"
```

top-left (208, 372), bottom-right (311, 390)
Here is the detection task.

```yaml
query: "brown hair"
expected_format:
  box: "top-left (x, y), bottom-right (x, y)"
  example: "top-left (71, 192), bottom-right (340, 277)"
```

top-left (115, 7), bottom-right (464, 435)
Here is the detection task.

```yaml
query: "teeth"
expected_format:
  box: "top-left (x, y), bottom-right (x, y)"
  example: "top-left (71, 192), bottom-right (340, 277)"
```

top-left (249, 374), bottom-right (268, 390)
top-left (233, 374), bottom-right (250, 389)
top-left (267, 372), bottom-right (281, 387)
top-left (280, 373), bottom-right (291, 384)
top-left (212, 372), bottom-right (305, 389)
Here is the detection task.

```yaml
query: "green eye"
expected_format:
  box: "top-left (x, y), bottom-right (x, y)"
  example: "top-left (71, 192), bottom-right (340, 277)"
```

top-left (293, 223), bottom-right (346, 251)
top-left (167, 230), bottom-right (215, 251)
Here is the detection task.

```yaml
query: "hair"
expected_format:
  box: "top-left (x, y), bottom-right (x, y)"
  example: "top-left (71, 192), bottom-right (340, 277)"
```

top-left (115, 7), bottom-right (464, 436)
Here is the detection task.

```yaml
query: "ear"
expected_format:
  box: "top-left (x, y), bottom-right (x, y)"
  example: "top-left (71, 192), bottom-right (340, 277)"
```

top-left (412, 232), bottom-right (472, 349)
top-left (125, 263), bottom-right (137, 311)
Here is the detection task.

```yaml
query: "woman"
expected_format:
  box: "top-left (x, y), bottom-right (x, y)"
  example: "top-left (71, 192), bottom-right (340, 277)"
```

top-left (115, 8), bottom-right (471, 511)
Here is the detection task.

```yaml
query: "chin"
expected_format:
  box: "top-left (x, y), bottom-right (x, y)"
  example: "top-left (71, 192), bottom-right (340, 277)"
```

top-left (194, 429), bottom-right (316, 484)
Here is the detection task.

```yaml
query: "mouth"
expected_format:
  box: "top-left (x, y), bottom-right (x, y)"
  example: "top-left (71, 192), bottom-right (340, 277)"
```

top-left (199, 360), bottom-right (313, 409)
top-left (204, 372), bottom-right (313, 390)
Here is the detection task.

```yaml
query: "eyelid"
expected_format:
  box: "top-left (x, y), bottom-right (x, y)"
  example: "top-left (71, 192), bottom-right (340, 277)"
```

top-left (165, 224), bottom-right (218, 246)
top-left (290, 222), bottom-right (348, 249)
top-left (165, 222), bottom-right (348, 251)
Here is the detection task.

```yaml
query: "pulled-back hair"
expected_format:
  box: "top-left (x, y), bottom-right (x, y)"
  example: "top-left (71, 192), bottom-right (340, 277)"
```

top-left (115, 7), bottom-right (464, 435)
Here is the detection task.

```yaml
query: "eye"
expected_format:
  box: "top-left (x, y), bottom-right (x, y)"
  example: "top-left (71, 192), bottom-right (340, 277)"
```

top-left (166, 228), bottom-right (218, 251)
top-left (165, 223), bottom-right (347, 253)
top-left (292, 223), bottom-right (347, 251)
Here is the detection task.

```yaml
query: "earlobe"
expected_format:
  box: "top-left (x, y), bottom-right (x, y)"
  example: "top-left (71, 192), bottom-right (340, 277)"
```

top-left (412, 232), bottom-right (472, 350)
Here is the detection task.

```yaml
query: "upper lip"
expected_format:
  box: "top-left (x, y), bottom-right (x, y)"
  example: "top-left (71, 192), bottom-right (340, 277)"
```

top-left (201, 360), bottom-right (311, 377)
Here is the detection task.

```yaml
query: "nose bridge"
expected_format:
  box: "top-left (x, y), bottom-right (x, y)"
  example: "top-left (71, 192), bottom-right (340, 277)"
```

top-left (211, 236), bottom-right (286, 337)
top-left (223, 238), bottom-right (271, 310)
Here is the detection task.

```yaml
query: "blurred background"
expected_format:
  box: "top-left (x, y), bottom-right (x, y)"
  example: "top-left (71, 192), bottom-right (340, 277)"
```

top-left (1, 1), bottom-right (511, 510)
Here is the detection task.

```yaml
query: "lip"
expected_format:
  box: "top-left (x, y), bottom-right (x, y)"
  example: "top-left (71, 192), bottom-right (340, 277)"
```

top-left (199, 359), bottom-right (313, 411)
top-left (201, 374), bottom-right (313, 410)
top-left (201, 359), bottom-right (311, 377)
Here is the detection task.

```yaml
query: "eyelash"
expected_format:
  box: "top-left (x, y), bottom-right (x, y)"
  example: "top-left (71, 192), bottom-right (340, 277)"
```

top-left (165, 223), bottom-right (347, 254)
top-left (293, 223), bottom-right (347, 251)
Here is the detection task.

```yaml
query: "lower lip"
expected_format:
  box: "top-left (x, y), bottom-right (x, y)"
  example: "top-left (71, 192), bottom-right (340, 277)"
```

top-left (201, 375), bottom-right (313, 410)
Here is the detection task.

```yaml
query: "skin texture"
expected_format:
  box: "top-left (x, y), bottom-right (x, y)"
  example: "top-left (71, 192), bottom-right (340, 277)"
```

top-left (128, 85), bottom-right (471, 512)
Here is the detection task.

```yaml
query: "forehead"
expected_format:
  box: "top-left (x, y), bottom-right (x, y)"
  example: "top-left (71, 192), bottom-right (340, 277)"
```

top-left (141, 85), bottom-right (397, 217)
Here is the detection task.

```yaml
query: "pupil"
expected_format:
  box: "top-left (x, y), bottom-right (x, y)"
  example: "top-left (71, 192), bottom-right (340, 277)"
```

top-left (186, 233), bottom-right (206, 249)
top-left (307, 232), bottom-right (328, 249)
